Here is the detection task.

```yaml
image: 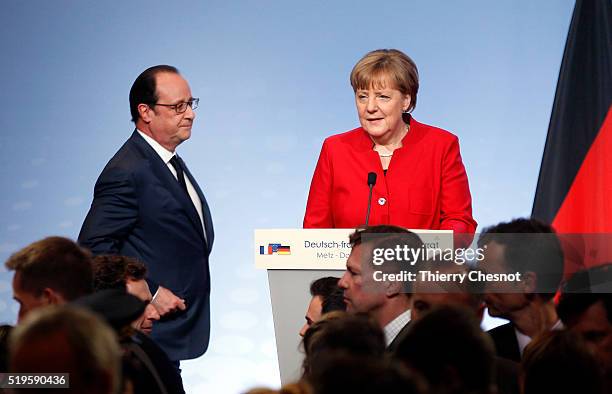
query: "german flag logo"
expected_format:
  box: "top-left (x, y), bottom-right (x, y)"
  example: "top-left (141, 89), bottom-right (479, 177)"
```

top-left (259, 244), bottom-right (291, 255)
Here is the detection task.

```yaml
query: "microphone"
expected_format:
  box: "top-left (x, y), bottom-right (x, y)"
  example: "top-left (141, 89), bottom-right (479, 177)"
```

top-left (365, 172), bottom-right (377, 226)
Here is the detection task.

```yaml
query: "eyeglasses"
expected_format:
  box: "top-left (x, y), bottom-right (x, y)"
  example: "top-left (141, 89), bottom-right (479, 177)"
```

top-left (152, 98), bottom-right (199, 114)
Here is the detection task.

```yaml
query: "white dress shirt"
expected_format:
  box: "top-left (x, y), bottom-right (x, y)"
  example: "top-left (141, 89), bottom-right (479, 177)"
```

top-left (384, 309), bottom-right (412, 346)
top-left (515, 319), bottom-right (564, 356)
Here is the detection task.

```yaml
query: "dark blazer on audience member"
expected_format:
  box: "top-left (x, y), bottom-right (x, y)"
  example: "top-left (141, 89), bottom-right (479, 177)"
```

top-left (487, 322), bottom-right (521, 362)
top-left (495, 356), bottom-right (520, 394)
top-left (387, 321), bottom-right (412, 353)
top-left (132, 331), bottom-right (185, 394)
top-left (79, 131), bottom-right (214, 361)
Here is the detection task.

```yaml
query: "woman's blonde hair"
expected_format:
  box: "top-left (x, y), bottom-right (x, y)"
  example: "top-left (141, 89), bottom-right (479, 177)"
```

top-left (350, 49), bottom-right (419, 112)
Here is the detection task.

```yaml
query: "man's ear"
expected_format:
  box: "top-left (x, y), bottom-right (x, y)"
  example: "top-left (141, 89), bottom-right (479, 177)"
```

top-left (521, 271), bottom-right (537, 293)
top-left (41, 288), bottom-right (66, 305)
top-left (385, 280), bottom-right (402, 297)
top-left (138, 103), bottom-right (153, 123)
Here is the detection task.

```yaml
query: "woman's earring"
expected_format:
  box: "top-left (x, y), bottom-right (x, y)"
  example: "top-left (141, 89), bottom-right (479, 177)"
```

top-left (402, 109), bottom-right (411, 124)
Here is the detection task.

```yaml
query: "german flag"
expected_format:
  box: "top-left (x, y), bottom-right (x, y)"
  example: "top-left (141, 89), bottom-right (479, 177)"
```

top-left (277, 246), bottom-right (291, 255)
top-left (532, 0), bottom-right (612, 278)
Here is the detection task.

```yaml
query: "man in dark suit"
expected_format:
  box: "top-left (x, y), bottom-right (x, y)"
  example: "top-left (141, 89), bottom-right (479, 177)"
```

top-left (477, 218), bottom-right (564, 362)
top-left (79, 65), bottom-right (214, 364)
top-left (338, 225), bottom-right (421, 351)
top-left (408, 261), bottom-right (520, 394)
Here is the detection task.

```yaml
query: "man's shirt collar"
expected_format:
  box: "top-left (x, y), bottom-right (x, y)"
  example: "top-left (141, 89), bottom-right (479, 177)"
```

top-left (384, 309), bottom-right (411, 346)
top-left (137, 129), bottom-right (175, 163)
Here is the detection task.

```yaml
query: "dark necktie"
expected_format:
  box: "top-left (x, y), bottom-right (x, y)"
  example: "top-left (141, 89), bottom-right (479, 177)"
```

top-left (169, 156), bottom-right (189, 194)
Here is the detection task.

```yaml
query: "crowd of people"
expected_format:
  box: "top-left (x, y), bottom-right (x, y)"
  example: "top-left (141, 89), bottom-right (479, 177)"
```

top-left (1, 218), bottom-right (610, 394)
top-left (251, 219), bottom-right (612, 394)
top-left (2, 237), bottom-right (184, 393)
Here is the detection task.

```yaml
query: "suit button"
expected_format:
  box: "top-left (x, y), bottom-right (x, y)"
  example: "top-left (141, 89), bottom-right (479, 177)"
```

top-left (378, 197), bottom-right (386, 206)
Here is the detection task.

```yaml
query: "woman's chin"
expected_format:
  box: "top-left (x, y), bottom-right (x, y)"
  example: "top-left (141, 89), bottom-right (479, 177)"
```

top-left (363, 127), bottom-right (391, 139)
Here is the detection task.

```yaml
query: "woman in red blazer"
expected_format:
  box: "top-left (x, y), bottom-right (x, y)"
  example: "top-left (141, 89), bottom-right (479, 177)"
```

top-left (304, 49), bottom-right (477, 237)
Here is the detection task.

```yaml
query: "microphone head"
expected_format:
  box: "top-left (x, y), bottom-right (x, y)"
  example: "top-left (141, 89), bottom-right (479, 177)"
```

top-left (367, 172), bottom-right (377, 186)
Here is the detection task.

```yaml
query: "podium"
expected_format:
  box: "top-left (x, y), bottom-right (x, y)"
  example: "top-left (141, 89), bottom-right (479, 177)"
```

top-left (255, 228), bottom-right (452, 384)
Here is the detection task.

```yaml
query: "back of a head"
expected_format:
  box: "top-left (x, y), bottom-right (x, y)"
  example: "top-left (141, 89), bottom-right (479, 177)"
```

top-left (307, 352), bottom-right (425, 394)
top-left (478, 218), bottom-right (564, 298)
top-left (5, 236), bottom-right (93, 300)
top-left (309, 277), bottom-right (346, 314)
top-left (522, 330), bottom-right (604, 394)
top-left (0, 324), bottom-right (13, 372)
top-left (302, 312), bottom-right (385, 377)
top-left (349, 225), bottom-right (417, 248)
top-left (393, 305), bottom-right (495, 394)
top-left (9, 306), bottom-right (121, 394)
top-left (92, 254), bottom-right (147, 291)
top-left (244, 381), bottom-right (313, 394)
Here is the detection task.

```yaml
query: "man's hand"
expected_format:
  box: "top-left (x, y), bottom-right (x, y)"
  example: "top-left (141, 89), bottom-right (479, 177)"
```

top-left (152, 286), bottom-right (187, 317)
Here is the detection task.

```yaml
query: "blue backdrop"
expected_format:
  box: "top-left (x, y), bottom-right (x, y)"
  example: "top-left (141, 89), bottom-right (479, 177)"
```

top-left (0, 1), bottom-right (573, 392)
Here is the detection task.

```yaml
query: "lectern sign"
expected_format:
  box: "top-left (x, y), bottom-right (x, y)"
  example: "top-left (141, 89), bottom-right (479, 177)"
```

top-left (254, 229), bottom-right (453, 270)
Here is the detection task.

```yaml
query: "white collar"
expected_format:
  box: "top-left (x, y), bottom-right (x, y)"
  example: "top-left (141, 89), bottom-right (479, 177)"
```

top-left (515, 319), bottom-right (564, 356)
top-left (384, 309), bottom-right (411, 346)
top-left (137, 129), bottom-right (175, 164)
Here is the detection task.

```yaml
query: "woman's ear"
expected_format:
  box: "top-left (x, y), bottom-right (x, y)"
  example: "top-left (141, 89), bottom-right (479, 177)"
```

top-left (402, 95), bottom-right (412, 113)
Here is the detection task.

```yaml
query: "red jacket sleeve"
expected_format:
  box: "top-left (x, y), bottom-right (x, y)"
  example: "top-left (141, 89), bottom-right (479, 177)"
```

top-left (304, 140), bottom-right (334, 228)
top-left (439, 136), bottom-right (477, 243)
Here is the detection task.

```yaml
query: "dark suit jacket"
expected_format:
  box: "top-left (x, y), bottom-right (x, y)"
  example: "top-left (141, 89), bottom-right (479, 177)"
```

top-left (132, 331), bottom-right (185, 394)
top-left (386, 320), bottom-right (411, 353)
top-left (495, 356), bottom-right (520, 394)
top-left (487, 322), bottom-right (521, 363)
top-left (79, 131), bottom-right (214, 361)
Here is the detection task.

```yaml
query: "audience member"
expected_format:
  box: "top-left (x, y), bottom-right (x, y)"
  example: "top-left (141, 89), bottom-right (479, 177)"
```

top-left (338, 225), bottom-right (422, 350)
top-left (91, 256), bottom-right (186, 394)
top-left (394, 305), bottom-right (496, 394)
top-left (0, 324), bottom-right (13, 372)
top-left (301, 311), bottom-right (384, 378)
top-left (5, 236), bottom-right (93, 322)
top-left (9, 306), bottom-right (121, 394)
top-left (75, 288), bottom-right (183, 394)
top-left (522, 330), bottom-right (604, 394)
top-left (410, 262), bottom-right (485, 322)
top-left (408, 261), bottom-right (519, 394)
top-left (244, 381), bottom-right (313, 394)
top-left (92, 255), bottom-right (160, 335)
top-left (478, 218), bottom-right (564, 361)
top-left (558, 264), bottom-right (612, 391)
top-left (299, 276), bottom-right (345, 336)
top-left (307, 352), bottom-right (425, 394)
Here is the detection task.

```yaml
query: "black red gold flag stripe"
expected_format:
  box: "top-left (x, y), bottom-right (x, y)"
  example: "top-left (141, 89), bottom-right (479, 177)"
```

top-left (532, 0), bottom-right (612, 275)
